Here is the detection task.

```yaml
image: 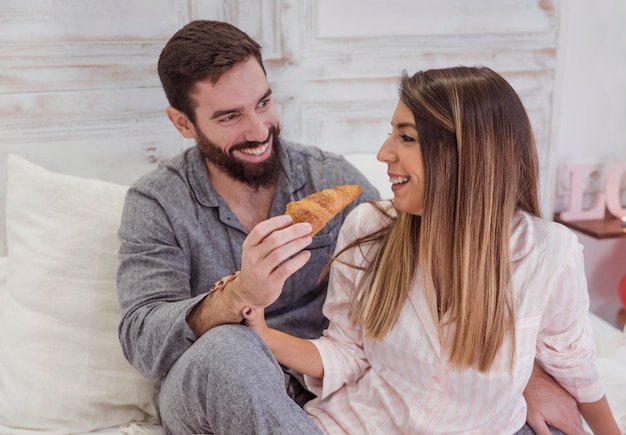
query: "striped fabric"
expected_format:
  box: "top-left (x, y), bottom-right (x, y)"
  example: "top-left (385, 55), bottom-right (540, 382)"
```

top-left (304, 202), bottom-right (603, 434)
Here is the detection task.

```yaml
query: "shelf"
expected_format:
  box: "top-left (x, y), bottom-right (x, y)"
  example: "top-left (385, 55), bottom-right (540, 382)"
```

top-left (554, 212), bottom-right (626, 239)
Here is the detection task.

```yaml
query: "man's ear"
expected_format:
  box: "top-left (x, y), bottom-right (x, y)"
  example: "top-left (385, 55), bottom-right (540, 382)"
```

top-left (166, 107), bottom-right (196, 139)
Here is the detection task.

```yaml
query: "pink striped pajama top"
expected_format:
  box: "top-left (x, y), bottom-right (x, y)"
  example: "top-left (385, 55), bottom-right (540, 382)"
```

top-left (304, 201), bottom-right (603, 435)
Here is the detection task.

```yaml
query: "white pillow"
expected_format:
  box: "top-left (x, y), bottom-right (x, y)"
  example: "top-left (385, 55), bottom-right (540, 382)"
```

top-left (0, 154), bottom-right (158, 433)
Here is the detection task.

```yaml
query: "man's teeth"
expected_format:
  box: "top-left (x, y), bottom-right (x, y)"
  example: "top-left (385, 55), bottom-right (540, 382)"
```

top-left (241, 143), bottom-right (269, 155)
top-left (390, 176), bottom-right (410, 185)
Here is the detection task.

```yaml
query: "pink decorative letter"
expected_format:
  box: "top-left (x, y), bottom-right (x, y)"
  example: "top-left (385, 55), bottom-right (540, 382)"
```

top-left (560, 163), bottom-right (606, 221)
top-left (604, 161), bottom-right (626, 219)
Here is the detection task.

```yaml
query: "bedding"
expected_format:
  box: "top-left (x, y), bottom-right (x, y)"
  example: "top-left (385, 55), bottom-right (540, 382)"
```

top-left (0, 154), bottom-right (162, 434)
top-left (588, 313), bottom-right (626, 432)
top-left (0, 153), bottom-right (623, 434)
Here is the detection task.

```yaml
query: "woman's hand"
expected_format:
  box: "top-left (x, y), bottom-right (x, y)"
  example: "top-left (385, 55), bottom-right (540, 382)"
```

top-left (242, 306), bottom-right (268, 339)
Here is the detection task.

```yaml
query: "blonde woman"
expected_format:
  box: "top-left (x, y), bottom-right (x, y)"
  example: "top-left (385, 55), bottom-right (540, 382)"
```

top-left (244, 66), bottom-right (619, 434)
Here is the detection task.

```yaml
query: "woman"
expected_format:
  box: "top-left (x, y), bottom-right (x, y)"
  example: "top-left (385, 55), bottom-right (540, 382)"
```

top-left (244, 66), bottom-right (619, 434)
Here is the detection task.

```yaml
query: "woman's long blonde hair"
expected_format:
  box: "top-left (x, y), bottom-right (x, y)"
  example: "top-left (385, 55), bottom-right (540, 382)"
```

top-left (339, 66), bottom-right (541, 372)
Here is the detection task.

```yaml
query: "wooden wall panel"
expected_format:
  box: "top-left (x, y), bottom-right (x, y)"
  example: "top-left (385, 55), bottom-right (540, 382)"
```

top-left (221, 0), bottom-right (283, 59)
top-left (0, 0), bottom-right (191, 251)
top-left (0, 0), bottom-right (181, 42)
top-left (314, 0), bottom-right (556, 38)
top-left (268, 0), bottom-right (559, 214)
top-left (0, 0), bottom-right (561, 252)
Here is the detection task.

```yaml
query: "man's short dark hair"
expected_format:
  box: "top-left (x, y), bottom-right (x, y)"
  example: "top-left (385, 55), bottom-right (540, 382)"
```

top-left (158, 20), bottom-right (265, 123)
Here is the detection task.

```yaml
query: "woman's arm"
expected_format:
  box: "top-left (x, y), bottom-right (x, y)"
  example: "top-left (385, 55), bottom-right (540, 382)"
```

top-left (244, 307), bottom-right (324, 379)
top-left (578, 396), bottom-right (621, 435)
top-left (243, 204), bottom-right (384, 390)
top-left (535, 229), bottom-right (619, 434)
top-left (263, 327), bottom-right (324, 378)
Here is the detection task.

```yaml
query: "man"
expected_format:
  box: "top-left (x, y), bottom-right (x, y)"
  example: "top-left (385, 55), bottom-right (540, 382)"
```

top-left (117, 20), bottom-right (584, 435)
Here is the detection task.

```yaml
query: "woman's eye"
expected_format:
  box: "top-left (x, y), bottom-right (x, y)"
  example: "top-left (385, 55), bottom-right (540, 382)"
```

top-left (400, 134), bottom-right (415, 142)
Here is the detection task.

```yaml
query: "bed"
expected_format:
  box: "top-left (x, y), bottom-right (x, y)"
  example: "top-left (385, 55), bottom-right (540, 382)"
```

top-left (0, 153), bottom-right (623, 434)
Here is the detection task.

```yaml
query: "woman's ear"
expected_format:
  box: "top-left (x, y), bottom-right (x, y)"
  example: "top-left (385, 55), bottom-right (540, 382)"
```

top-left (166, 107), bottom-right (196, 139)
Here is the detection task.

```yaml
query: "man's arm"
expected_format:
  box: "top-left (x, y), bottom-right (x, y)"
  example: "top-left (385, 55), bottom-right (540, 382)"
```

top-left (118, 188), bottom-right (313, 377)
top-left (524, 361), bottom-right (585, 435)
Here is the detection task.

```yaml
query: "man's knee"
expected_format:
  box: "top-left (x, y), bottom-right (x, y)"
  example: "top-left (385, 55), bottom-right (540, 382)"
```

top-left (158, 325), bottom-right (289, 433)
top-left (164, 324), bottom-right (280, 388)
top-left (204, 324), bottom-right (276, 363)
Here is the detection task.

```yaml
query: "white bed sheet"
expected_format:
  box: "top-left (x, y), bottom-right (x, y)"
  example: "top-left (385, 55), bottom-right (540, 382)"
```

top-left (77, 423), bottom-right (165, 435)
top-left (588, 313), bottom-right (626, 433)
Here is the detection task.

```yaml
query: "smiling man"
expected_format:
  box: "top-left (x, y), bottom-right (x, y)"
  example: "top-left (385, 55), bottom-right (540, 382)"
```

top-left (116, 20), bottom-right (378, 435)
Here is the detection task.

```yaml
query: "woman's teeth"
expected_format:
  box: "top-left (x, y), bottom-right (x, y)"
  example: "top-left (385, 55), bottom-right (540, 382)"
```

top-left (390, 176), bottom-right (410, 185)
top-left (241, 143), bottom-right (269, 155)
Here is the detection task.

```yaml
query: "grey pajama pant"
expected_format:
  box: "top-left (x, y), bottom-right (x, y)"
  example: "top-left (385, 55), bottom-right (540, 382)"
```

top-left (515, 425), bottom-right (565, 435)
top-left (157, 324), bottom-right (322, 435)
top-left (514, 424), bottom-right (565, 435)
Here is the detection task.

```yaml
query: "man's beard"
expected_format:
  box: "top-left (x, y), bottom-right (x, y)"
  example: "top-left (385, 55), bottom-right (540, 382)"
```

top-left (196, 125), bottom-right (283, 191)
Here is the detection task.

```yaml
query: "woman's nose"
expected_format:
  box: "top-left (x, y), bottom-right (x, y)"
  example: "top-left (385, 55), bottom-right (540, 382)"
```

top-left (377, 136), bottom-right (394, 163)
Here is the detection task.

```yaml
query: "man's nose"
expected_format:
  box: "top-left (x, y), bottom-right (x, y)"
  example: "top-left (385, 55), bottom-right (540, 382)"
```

top-left (244, 113), bottom-right (269, 143)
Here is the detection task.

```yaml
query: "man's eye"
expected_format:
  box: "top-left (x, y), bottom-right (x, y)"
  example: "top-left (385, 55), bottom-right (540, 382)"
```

top-left (221, 114), bottom-right (237, 122)
top-left (258, 98), bottom-right (270, 108)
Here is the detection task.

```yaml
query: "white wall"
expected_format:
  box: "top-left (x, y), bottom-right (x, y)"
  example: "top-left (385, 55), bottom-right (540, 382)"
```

top-left (552, 0), bottom-right (626, 326)
top-left (552, 0), bottom-right (626, 323)
top-left (553, 0), bottom-right (626, 170)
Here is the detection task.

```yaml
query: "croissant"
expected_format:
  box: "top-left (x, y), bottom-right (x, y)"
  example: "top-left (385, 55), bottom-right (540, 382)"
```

top-left (285, 185), bottom-right (362, 236)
